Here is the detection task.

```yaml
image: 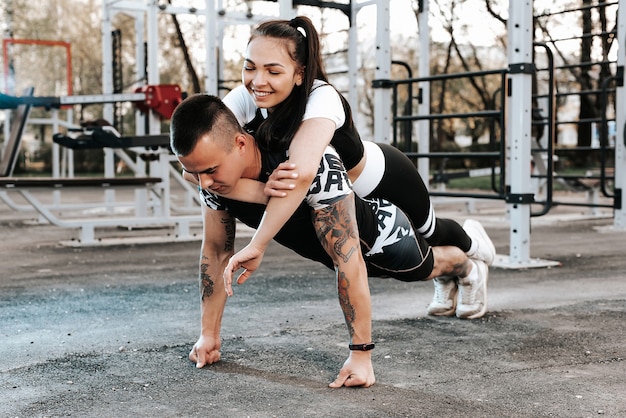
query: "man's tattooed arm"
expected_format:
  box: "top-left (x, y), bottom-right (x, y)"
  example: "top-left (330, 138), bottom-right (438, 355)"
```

top-left (199, 255), bottom-right (214, 301)
top-left (314, 196), bottom-right (358, 263)
top-left (313, 195), bottom-right (365, 339)
top-left (222, 216), bottom-right (235, 252)
top-left (337, 270), bottom-right (356, 337)
top-left (199, 214), bottom-right (236, 301)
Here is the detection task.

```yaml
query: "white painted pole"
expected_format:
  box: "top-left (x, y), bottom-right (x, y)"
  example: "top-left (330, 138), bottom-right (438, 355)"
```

top-left (505, 0), bottom-right (534, 266)
top-left (102, 1), bottom-right (116, 208)
top-left (417, 0), bottom-right (430, 185)
top-left (205, 0), bottom-right (218, 95)
top-left (613, 0), bottom-right (626, 229)
top-left (278, 0), bottom-right (295, 19)
top-left (373, 0), bottom-right (391, 143)
top-left (348, 2), bottom-right (359, 116)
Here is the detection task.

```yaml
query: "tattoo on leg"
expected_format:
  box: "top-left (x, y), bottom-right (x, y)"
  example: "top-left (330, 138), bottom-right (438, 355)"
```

top-left (452, 259), bottom-right (472, 278)
top-left (200, 255), bottom-right (214, 300)
top-left (337, 270), bottom-right (355, 337)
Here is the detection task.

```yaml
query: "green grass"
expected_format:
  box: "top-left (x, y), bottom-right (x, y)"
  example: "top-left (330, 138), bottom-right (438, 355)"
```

top-left (441, 168), bottom-right (610, 191)
top-left (446, 175), bottom-right (497, 190)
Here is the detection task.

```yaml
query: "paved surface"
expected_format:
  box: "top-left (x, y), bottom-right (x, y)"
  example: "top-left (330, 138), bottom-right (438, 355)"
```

top-left (1, 189), bottom-right (625, 417)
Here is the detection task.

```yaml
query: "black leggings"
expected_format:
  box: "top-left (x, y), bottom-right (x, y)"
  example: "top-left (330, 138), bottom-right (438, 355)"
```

top-left (366, 143), bottom-right (472, 252)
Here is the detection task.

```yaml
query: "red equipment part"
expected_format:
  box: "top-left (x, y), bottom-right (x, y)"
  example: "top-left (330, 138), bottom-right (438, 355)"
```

top-left (134, 84), bottom-right (183, 120)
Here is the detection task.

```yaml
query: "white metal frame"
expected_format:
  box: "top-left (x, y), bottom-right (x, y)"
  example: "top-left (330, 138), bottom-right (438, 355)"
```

top-left (5, 0), bottom-right (625, 251)
top-left (502, 0), bottom-right (543, 267)
top-left (374, 0), bottom-right (624, 268)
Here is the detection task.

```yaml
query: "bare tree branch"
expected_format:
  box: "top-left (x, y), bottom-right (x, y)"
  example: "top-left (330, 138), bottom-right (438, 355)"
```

top-left (168, 0), bottom-right (201, 93)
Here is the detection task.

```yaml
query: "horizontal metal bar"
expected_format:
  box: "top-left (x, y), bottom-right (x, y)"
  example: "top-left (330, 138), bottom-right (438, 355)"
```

top-left (395, 110), bottom-right (502, 122)
top-left (21, 93), bottom-right (146, 107)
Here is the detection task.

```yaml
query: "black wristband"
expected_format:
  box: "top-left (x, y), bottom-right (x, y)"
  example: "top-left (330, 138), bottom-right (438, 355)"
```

top-left (349, 343), bottom-right (375, 351)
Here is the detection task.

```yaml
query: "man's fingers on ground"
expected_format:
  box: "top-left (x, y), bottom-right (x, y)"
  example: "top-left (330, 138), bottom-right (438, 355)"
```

top-left (328, 372), bottom-right (348, 388)
top-left (190, 349), bottom-right (206, 369)
top-left (343, 374), bottom-right (367, 387)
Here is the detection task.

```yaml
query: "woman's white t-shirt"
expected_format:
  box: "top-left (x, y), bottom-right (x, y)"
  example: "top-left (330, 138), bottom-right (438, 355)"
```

top-left (222, 79), bottom-right (346, 130)
top-left (222, 79), bottom-right (384, 197)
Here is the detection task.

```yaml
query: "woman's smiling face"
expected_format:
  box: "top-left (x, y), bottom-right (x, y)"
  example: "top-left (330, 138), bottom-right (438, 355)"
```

top-left (242, 36), bottom-right (304, 109)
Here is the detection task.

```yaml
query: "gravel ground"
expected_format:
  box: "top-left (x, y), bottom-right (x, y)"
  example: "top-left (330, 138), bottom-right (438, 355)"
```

top-left (1, 189), bottom-right (625, 417)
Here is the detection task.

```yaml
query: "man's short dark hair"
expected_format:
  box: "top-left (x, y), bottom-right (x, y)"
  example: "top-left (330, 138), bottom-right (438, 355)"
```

top-left (170, 94), bottom-right (243, 156)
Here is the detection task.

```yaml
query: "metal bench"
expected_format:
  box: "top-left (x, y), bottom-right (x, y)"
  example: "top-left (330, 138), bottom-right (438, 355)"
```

top-left (0, 89), bottom-right (200, 245)
top-left (0, 176), bottom-right (162, 189)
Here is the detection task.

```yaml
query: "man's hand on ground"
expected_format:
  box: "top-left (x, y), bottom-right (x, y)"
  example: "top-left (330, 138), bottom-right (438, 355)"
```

top-left (189, 334), bottom-right (221, 368)
top-left (328, 351), bottom-right (376, 388)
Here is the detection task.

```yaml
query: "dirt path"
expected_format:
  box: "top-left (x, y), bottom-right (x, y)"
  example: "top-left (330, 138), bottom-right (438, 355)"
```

top-left (1, 193), bottom-right (625, 417)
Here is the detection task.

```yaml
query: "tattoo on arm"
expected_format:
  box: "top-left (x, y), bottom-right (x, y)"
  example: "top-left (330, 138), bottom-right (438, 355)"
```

top-left (199, 255), bottom-right (214, 301)
top-left (222, 217), bottom-right (235, 252)
top-left (314, 198), bottom-right (358, 263)
top-left (313, 197), bottom-right (360, 337)
top-left (199, 216), bottom-right (234, 301)
top-left (337, 270), bottom-right (355, 337)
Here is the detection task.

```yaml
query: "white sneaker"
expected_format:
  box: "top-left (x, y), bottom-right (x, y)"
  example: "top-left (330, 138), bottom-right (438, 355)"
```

top-left (463, 219), bottom-right (496, 266)
top-left (427, 276), bottom-right (458, 316)
top-left (456, 259), bottom-right (488, 319)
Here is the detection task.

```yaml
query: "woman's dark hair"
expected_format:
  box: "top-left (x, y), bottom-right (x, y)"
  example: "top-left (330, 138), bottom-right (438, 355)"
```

top-left (249, 16), bottom-right (329, 151)
top-left (170, 94), bottom-right (243, 156)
